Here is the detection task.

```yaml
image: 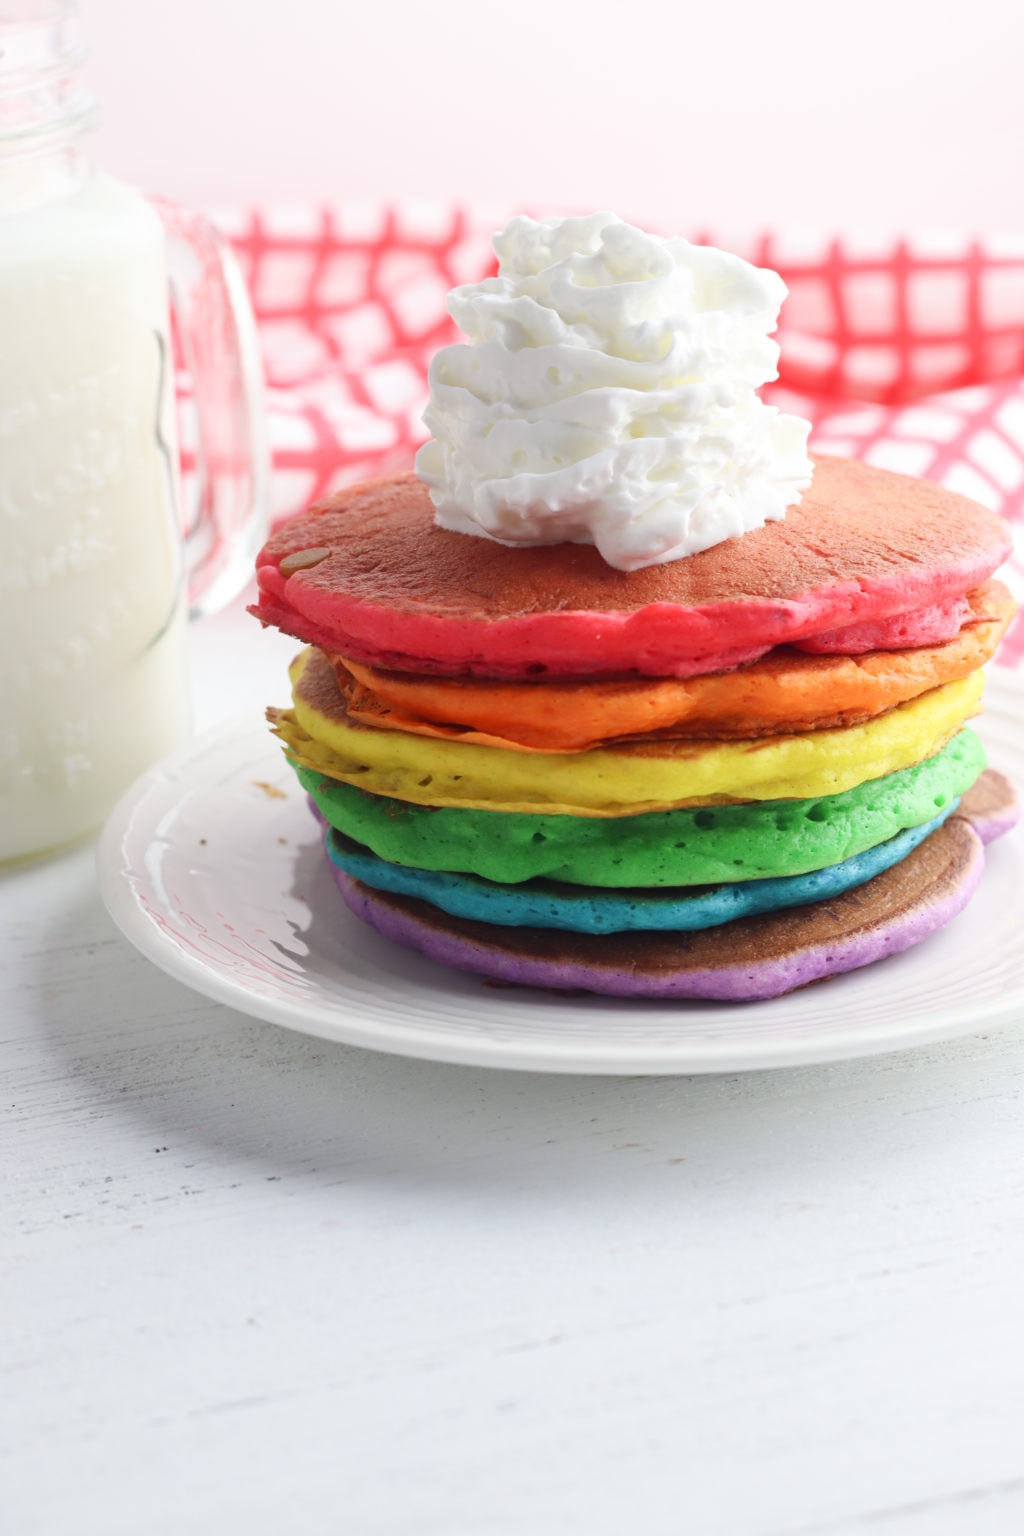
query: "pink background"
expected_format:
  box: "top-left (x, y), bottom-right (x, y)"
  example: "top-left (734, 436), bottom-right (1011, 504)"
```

top-left (84, 0), bottom-right (1022, 232)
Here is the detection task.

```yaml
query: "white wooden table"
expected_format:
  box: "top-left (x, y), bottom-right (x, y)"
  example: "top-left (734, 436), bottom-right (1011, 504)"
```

top-left (5, 597), bottom-right (1024, 1536)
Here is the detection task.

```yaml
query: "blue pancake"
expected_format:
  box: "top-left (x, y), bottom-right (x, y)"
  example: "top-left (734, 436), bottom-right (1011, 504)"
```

top-left (321, 804), bottom-right (956, 934)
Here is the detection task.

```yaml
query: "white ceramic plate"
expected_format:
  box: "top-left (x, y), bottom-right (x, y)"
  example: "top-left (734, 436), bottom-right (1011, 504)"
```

top-left (98, 668), bottom-right (1024, 1074)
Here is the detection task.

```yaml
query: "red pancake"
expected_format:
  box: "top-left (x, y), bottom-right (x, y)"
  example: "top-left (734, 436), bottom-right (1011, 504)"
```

top-left (251, 457), bottom-right (1012, 679)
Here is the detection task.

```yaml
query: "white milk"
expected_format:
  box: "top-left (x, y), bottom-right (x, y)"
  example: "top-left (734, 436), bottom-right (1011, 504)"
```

top-left (0, 171), bottom-right (191, 861)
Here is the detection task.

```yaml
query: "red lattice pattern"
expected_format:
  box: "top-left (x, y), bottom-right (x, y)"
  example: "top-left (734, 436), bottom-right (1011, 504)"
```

top-left (194, 204), bottom-right (1024, 666)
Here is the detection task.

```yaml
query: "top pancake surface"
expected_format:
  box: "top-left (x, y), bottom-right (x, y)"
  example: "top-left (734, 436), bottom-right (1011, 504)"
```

top-left (252, 457), bottom-right (1011, 677)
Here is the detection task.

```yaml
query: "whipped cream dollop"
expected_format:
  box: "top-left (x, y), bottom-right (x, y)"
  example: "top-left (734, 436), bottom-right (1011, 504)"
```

top-left (414, 212), bottom-right (813, 571)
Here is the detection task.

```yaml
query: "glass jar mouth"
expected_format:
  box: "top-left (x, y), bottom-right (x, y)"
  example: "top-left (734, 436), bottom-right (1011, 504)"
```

top-left (0, 0), bottom-right (97, 151)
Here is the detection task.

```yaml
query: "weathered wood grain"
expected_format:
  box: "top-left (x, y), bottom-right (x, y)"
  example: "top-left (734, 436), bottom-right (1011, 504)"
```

top-left (3, 603), bottom-right (1024, 1536)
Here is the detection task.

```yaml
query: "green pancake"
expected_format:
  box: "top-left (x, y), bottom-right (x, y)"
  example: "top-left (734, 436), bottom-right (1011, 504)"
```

top-left (292, 728), bottom-right (985, 889)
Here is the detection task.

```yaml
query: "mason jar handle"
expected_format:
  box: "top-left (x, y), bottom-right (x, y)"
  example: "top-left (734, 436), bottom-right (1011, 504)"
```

top-left (152, 198), bottom-right (270, 617)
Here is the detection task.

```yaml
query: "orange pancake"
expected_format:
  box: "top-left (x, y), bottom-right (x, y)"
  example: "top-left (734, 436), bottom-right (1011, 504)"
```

top-left (328, 581), bottom-right (1015, 753)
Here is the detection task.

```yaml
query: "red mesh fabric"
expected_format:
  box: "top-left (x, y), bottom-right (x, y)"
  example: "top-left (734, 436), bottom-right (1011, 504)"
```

top-left (191, 205), bottom-right (1024, 665)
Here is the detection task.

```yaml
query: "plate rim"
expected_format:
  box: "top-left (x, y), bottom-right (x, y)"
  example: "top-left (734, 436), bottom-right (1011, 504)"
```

top-left (97, 665), bottom-right (1024, 1075)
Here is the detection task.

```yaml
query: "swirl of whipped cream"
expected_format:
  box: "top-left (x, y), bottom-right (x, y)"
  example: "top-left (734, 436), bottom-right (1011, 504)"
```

top-left (414, 212), bottom-right (813, 572)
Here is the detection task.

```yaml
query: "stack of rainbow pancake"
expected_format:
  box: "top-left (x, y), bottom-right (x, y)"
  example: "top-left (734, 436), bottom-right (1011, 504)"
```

top-left (252, 455), bottom-right (1018, 1000)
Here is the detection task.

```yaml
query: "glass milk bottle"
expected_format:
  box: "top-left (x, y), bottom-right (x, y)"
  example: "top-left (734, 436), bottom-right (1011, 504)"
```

top-left (0, 1), bottom-right (268, 862)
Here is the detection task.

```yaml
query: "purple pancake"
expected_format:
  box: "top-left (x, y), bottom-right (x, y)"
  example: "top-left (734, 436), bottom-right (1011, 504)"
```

top-left (326, 772), bottom-right (1017, 1001)
top-left (955, 766), bottom-right (1020, 845)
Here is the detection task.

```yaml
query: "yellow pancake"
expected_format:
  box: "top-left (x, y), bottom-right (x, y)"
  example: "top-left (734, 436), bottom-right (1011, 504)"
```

top-left (273, 648), bottom-right (984, 818)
